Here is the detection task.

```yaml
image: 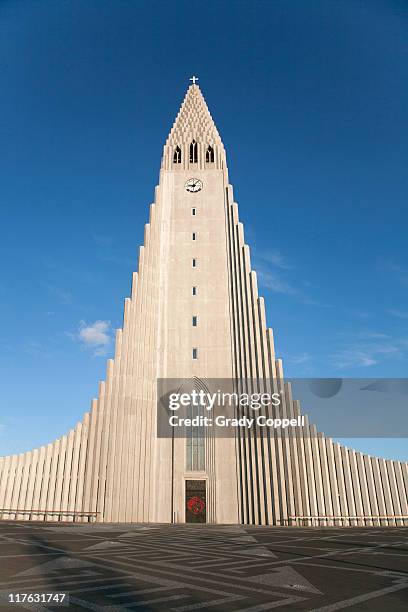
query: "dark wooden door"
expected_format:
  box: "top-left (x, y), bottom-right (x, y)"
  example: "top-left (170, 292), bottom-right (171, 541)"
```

top-left (185, 480), bottom-right (206, 523)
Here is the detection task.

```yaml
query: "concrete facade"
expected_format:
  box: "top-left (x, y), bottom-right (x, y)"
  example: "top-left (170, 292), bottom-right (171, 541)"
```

top-left (0, 84), bottom-right (407, 525)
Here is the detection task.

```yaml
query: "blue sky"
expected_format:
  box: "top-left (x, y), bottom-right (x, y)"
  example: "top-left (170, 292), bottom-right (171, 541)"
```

top-left (0, 0), bottom-right (407, 460)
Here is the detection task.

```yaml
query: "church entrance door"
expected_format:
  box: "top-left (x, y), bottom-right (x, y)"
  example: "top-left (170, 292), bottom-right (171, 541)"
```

top-left (185, 480), bottom-right (206, 523)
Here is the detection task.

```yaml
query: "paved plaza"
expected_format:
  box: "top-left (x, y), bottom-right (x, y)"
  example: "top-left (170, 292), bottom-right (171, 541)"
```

top-left (0, 522), bottom-right (407, 611)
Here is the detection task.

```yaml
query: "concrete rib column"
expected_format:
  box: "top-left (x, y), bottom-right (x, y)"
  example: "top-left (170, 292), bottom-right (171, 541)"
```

top-left (342, 447), bottom-right (357, 525)
top-left (76, 412), bottom-right (89, 520)
top-left (125, 272), bottom-right (139, 522)
top-left (139, 224), bottom-right (154, 523)
top-left (130, 264), bottom-right (144, 522)
top-left (349, 449), bottom-right (364, 526)
top-left (379, 458), bottom-right (395, 526)
top-left (3, 455), bottom-right (17, 517)
top-left (0, 456), bottom-right (10, 511)
top-left (372, 457), bottom-right (387, 525)
top-left (302, 420), bottom-right (317, 525)
top-left (401, 462), bottom-right (408, 502)
top-left (310, 426), bottom-right (326, 525)
top-left (229, 203), bottom-right (249, 523)
top-left (31, 447), bottom-right (45, 519)
top-left (386, 460), bottom-right (403, 526)
top-left (123, 287), bottom-right (138, 522)
top-left (61, 429), bottom-right (75, 520)
top-left (292, 400), bottom-right (310, 525)
top-left (45, 441), bottom-right (58, 521)
top-left (275, 362), bottom-right (295, 526)
top-left (0, 458), bottom-right (4, 511)
top-left (96, 361), bottom-right (114, 522)
top-left (256, 298), bottom-right (274, 524)
top-left (284, 388), bottom-right (304, 525)
top-left (25, 449), bottom-right (39, 519)
top-left (356, 452), bottom-right (372, 526)
top-left (273, 379), bottom-right (289, 525)
top-left (11, 455), bottom-right (24, 520)
top-left (248, 270), bottom-right (267, 524)
top-left (68, 423), bottom-right (82, 518)
top-left (17, 451), bottom-right (31, 519)
top-left (144, 208), bottom-right (159, 522)
top-left (319, 435), bottom-right (334, 526)
top-left (242, 246), bottom-right (261, 524)
top-left (225, 196), bottom-right (245, 522)
top-left (266, 330), bottom-right (281, 525)
top-left (394, 462), bottom-right (408, 526)
top-left (39, 444), bottom-right (53, 521)
top-left (104, 328), bottom-right (123, 521)
top-left (135, 238), bottom-right (150, 522)
top-left (236, 224), bottom-right (255, 523)
top-left (82, 398), bottom-right (99, 516)
top-left (326, 440), bottom-right (341, 525)
top-left (111, 298), bottom-right (132, 521)
top-left (53, 435), bottom-right (67, 521)
top-left (364, 455), bottom-right (380, 526)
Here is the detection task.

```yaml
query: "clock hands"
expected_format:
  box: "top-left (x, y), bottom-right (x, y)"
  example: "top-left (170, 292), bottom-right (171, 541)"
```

top-left (185, 178), bottom-right (202, 192)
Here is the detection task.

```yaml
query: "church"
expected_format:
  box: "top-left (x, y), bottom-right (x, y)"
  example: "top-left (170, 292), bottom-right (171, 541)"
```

top-left (0, 80), bottom-right (407, 526)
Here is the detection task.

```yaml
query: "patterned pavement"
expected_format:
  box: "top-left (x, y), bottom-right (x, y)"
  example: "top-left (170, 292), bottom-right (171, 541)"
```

top-left (0, 522), bottom-right (407, 611)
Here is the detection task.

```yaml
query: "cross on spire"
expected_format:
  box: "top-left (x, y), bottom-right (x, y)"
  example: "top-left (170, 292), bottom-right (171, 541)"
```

top-left (190, 75), bottom-right (199, 85)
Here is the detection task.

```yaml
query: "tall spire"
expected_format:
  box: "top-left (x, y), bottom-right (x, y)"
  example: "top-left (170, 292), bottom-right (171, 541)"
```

top-left (162, 82), bottom-right (225, 171)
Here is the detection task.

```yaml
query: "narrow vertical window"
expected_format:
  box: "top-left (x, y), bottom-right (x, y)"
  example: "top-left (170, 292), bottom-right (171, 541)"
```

top-left (186, 387), bottom-right (205, 471)
top-left (192, 348), bottom-right (198, 359)
top-left (192, 286), bottom-right (197, 295)
top-left (192, 258), bottom-right (197, 268)
top-left (192, 232), bottom-right (196, 241)
top-left (173, 146), bottom-right (181, 163)
top-left (191, 208), bottom-right (196, 216)
top-left (206, 145), bottom-right (214, 163)
top-left (189, 140), bottom-right (198, 163)
top-left (192, 316), bottom-right (197, 327)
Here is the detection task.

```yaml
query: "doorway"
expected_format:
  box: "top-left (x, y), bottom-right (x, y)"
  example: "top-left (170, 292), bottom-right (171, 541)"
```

top-left (185, 480), bottom-right (206, 523)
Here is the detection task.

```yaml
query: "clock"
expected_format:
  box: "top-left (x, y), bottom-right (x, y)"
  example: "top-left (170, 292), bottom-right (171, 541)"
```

top-left (185, 178), bottom-right (203, 193)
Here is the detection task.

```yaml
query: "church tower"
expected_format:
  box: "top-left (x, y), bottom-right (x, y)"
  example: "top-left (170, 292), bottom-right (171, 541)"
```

top-left (0, 81), bottom-right (407, 526)
top-left (96, 79), bottom-right (240, 524)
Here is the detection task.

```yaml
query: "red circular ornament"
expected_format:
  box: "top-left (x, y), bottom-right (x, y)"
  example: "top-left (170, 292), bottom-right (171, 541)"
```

top-left (187, 496), bottom-right (205, 514)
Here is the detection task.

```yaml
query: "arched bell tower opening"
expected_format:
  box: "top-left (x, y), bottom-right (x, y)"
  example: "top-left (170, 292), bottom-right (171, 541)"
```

top-left (173, 145), bottom-right (182, 163)
top-left (189, 139), bottom-right (198, 163)
top-left (206, 145), bottom-right (214, 163)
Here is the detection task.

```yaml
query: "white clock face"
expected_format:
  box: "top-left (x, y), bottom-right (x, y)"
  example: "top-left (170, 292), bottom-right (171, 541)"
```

top-left (185, 178), bottom-right (203, 193)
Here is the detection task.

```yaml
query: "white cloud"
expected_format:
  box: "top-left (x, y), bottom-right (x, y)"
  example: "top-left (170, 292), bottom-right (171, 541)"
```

top-left (388, 309), bottom-right (408, 319)
top-left (254, 249), bottom-right (330, 306)
top-left (332, 350), bottom-right (378, 368)
top-left (331, 342), bottom-right (401, 369)
top-left (260, 249), bottom-right (293, 270)
top-left (287, 352), bottom-right (312, 365)
top-left (257, 269), bottom-right (298, 295)
top-left (253, 248), bottom-right (296, 294)
top-left (358, 331), bottom-right (390, 340)
top-left (77, 320), bottom-right (112, 356)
